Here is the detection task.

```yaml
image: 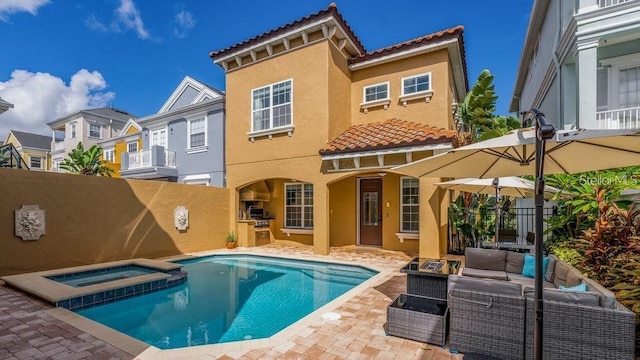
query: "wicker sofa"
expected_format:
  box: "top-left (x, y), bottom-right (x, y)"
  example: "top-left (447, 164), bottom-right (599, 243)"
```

top-left (447, 247), bottom-right (635, 360)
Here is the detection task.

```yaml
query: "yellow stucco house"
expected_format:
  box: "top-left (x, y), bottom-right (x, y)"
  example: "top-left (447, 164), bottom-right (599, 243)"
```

top-left (210, 4), bottom-right (468, 258)
top-left (3, 130), bottom-right (52, 171)
top-left (97, 119), bottom-right (142, 178)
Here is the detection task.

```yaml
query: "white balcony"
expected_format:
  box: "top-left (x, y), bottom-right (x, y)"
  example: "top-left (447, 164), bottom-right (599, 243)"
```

top-left (596, 107), bottom-right (640, 129)
top-left (52, 142), bottom-right (66, 153)
top-left (599, 0), bottom-right (631, 8)
top-left (120, 147), bottom-right (177, 180)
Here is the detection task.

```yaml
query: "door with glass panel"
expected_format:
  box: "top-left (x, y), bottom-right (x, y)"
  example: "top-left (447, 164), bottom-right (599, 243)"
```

top-left (359, 178), bottom-right (382, 246)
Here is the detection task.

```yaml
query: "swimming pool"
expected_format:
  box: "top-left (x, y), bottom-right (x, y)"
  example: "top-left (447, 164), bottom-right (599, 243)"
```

top-left (47, 265), bottom-right (157, 288)
top-left (77, 254), bottom-right (377, 349)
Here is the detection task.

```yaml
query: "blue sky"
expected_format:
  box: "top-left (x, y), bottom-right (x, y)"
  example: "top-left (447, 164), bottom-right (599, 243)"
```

top-left (0, 0), bottom-right (533, 138)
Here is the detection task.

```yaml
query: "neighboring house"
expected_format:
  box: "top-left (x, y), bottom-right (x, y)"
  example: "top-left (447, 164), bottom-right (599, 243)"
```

top-left (119, 76), bottom-right (226, 186)
top-left (0, 98), bottom-right (13, 114)
top-left (3, 130), bottom-right (53, 171)
top-left (47, 107), bottom-right (136, 172)
top-left (210, 4), bottom-right (468, 258)
top-left (97, 119), bottom-right (142, 178)
top-left (511, 0), bottom-right (640, 130)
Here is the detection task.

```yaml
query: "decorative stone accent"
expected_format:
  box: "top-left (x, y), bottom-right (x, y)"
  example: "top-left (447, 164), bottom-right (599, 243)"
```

top-left (174, 206), bottom-right (189, 231)
top-left (15, 205), bottom-right (45, 241)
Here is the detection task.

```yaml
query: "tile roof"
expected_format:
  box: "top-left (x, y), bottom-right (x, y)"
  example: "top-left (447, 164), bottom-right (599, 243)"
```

top-left (349, 25), bottom-right (468, 89)
top-left (209, 3), bottom-right (365, 59)
top-left (319, 118), bottom-right (457, 156)
top-left (10, 130), bottom-right (52, 150)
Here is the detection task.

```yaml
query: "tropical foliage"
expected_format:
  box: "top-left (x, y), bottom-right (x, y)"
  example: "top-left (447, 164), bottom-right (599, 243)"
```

top-left (59, 142), bottom-right (114, 176)
top-left (456, 69), bottom-right (521, 144)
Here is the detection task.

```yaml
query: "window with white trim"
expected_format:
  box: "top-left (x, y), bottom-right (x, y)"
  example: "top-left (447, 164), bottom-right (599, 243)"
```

top-left (89, 124), bottom-right (101, 138)
top-left (150, 128), bottom-right (167, 148)
top-left (363, 82), bottom-right (389, 102)
top-left (285, 183), bottom-right (313, 229)
top-left (400, 177), bottom-right (419, 232)
top-left (188, 117), bottom-right (206, 148)
top-left (252, 79), bottom-right (292, 132)
top-left (619, 65), bottom-right (640, 109)
top-left (70, 123), bottom-right (77, 138)
top-left (127, 142), bottom-right (137, 154)
top-left (30, 156), bottom-right (43, 169)
top-left (402, 73), bottom-right (431, 95)
top-left (104, 148), bottom-right (115, 162)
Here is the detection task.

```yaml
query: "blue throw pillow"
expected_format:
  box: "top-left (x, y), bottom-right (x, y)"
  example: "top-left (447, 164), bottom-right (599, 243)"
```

top-left (559, 282), bottom-right (587, 292)
top-left (522, 254), bottom-right (549, 278)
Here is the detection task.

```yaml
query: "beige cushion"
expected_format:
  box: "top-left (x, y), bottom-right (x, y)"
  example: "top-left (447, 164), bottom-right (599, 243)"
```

top-left (449, 275), bottom-right (522, 296)
top-left (524, 287), bottom-right (600, 307)
top-left (582, 277), bottom-right (617, 309)
top-left (505, 252), bottom-right (525, 274)
top-left (546, 255), bottom-right (557, 282)
top-left (553, 260), bottom-right (573, 288)
top-left (465, 248), bottom-right (506, 271)
top-left (461, 267), bottom-right (509, 281)
top-left (508, 274), bottom-right (554, 290)
top-left (566, 269), bottom-right (584, 288)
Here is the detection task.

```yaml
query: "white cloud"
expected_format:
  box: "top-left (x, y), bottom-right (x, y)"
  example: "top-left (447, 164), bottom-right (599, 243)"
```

top-left (0, 0), bottom-right (50, 21)
top-left (0, 69), bottom-right (115, 137)
top-left (173, 10), bottom-right (195, 39)
top-left (114, 0), bottom-right (149, 40)
top-left (85, 14), bottom-right (107, 32)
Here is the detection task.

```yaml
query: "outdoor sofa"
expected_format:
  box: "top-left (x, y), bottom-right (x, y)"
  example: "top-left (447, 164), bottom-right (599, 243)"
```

top-left (447, 247), bottom-right (635, 360)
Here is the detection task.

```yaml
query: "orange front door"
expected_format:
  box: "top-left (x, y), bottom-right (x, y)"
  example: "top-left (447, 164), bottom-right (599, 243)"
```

top-left (359, 178), bottom-right (382, 246)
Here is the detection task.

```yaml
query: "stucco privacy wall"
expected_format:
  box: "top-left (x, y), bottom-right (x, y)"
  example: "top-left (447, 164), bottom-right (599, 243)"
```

top-left (0, 168), bottom-right (229, 276)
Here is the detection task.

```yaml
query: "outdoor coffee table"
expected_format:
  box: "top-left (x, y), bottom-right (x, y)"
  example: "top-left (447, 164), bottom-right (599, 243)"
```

top-left (400, 258), bottom-right (460, 300)
top-left (387, 293), bottom-right (448, 347)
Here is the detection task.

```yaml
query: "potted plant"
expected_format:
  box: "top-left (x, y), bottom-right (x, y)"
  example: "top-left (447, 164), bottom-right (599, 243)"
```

top-left (225, 231), bottom-right (237, 249)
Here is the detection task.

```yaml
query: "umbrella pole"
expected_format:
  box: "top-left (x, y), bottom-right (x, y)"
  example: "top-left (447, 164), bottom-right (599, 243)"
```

top-left (493, 178), bottom-right (500, 244)
top-left (530, 109), bottom-right (556, 360)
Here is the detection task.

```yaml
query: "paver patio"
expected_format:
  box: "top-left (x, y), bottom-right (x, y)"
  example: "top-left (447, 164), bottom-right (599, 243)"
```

top-left (0, 243), bottom-right (464, 359)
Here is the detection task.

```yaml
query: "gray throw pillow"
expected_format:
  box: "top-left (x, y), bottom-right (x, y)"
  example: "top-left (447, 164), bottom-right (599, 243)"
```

top-left (505, 251), bottom-right (525, 273)
top-left (465, 248), bottom-right (506, 271)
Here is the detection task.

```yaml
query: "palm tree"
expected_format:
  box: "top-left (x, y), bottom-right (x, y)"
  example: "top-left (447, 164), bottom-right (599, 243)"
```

top-left (59, 142), bottom-right (114, 176)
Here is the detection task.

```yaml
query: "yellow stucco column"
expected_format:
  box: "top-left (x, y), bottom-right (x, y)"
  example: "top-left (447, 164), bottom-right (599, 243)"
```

top-left (419, 177), bottom-right (443, 259)
top-left (313, 182), bottom-right (330, 255)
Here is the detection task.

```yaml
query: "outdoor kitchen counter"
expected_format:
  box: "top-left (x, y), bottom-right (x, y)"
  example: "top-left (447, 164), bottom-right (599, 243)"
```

top-left (236, 220), bottom-right (272, 247)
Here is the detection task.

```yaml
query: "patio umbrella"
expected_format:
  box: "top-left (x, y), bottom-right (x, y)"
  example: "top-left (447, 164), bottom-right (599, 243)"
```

top-left (393, 110), bottom-right (640, 360)
top-left (434, 176), bottom-right (560, 242)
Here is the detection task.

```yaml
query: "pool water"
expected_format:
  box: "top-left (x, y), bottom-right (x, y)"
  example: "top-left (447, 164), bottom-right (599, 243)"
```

top-left (48, 265), bottom-right (157, 288)
top-left (77, 255), bottom-right (377, 349)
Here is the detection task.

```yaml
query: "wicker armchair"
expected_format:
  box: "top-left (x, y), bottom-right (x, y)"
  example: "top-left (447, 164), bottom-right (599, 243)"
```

top-left (448, 276), bottom-right (526, 360)
top-left (524, 296), bottom-right (635, 360)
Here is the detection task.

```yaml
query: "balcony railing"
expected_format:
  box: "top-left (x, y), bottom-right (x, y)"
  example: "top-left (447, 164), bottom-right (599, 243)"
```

top-left (125, 149), bottom-right (176, 169)
top-left (52, 142), bottom-right (65, 152)
top-left (596, 107), bottom-right (640, 129)
top-left (599, 0), bottom-right (631, 8)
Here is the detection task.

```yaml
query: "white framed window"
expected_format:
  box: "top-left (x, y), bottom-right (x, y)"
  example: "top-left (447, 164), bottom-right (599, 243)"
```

top-left (187, 116), bottom-right (207, 149)
top-left (400, 177), bottom-right (419, 233)
top-left (89, 123), bottom-right (101, 139)
top-left (402, 73), bottom-right (431, 96)
top-left (150, 128), bottom-right (167, 149)
top-left (70, 122), bottom-right (77, 139)
top-left (30, 156), bottom-right (43, 169)
top-left (363, 82), bottom-right (389, 103)
top-left (127, 142), bottom-right (138, 153)
top-left (104, 148), bottom-right (115, 162)
top-left (251, 79), bottom-right (293, 132)
top-left (619, 65), bottom-right (640, 109)
top-left (285, 183), bottom-right (313, 229)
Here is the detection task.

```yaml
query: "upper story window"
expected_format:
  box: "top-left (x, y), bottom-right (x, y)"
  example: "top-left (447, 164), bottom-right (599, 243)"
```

top-left (188, 117), bottom-right (207, 149)
top-left (70, 122), bottom-right (77, 139)
top-left (400, 177), bottom-right (419, 233)
top-left (361, 82), bottom-right (391, 113)
top-left (104, 148), bottom-right (115, 162)
top-left (285, 183), bottom-right (313, 229)
top-left (30, 156), bottom-right (43, 169)
top-left (252, 79), bottom-right (292, 133)
top-left (150, 128), bottom-right (167, 149)
top-left (399, 73), bottom-right (434, 106)
top-left (364, 82), bottom-right (389, 103)
top-left (89, 124), bottom-right (101, 139)
top-left (127, 142), bottom-right (138, 154)
top-left (402, 73), bottom-right (431, 95)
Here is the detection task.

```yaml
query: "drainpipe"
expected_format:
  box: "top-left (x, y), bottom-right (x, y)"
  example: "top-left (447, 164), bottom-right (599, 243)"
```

top-left (553, 0), bottom-right (563, 128)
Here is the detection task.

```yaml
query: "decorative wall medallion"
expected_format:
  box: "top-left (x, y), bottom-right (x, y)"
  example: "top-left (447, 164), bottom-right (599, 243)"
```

top-left (174, 206), bottom-right (189, 231)
top-left (15, 205), bottom-right (46, 241)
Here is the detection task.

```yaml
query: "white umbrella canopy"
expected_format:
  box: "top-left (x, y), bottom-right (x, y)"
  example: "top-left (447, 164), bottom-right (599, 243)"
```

top-left (395, 127), bottom-right (640, 179)
top-left (434, 176), bottom-right (559, 198)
